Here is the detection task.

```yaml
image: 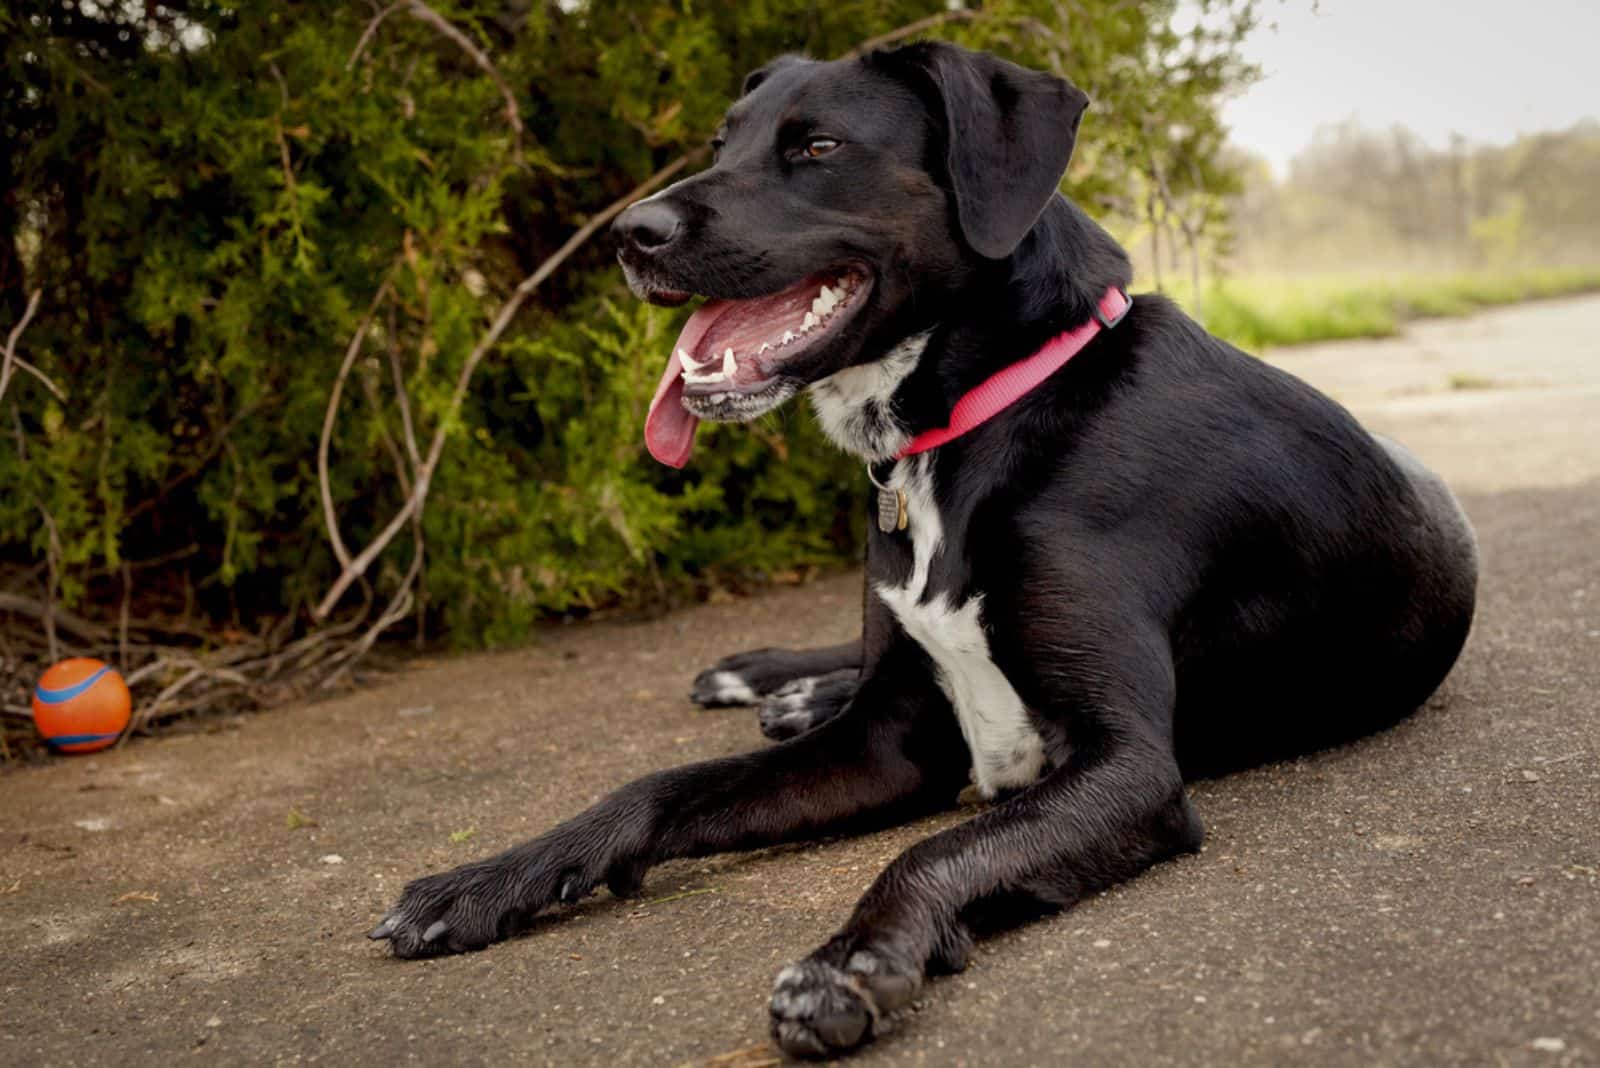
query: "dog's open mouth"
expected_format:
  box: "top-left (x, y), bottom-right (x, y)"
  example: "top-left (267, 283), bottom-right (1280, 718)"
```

top-left (645, 266), bottom-right (873, 467)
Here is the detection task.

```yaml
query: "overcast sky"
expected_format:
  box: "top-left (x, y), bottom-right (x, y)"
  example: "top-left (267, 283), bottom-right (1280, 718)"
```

top-left (1221, 0), bottom-right (1600, 173)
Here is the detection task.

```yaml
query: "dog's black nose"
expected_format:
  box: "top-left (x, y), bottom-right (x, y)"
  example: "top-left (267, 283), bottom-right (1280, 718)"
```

top-left (614, 200), bottom-right (683, 252)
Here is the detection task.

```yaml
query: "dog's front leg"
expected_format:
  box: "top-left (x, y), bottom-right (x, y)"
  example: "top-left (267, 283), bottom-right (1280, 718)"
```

top-left (371, 643), bottom-right (968, 959)
top-left (769, 651), bottom-right (1204, 1057)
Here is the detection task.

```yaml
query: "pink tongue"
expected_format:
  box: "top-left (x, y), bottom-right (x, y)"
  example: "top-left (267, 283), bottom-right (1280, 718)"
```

top-left (645, 299), bottom-right (727, 467)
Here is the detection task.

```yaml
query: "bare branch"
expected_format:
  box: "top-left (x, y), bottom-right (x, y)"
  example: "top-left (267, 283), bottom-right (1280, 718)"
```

top-left (118, 563), bottom-right (131, 668)
top-left (844, 10), bottom-right (979, 57)
top-left (0, 594), bottom-right (110, 643)
top-left (347, 0), bottom-right (407, 70)
top-left (0, 290), bottom-right (47, 405)
top-left (387, 340), bottom-right (422, 470)
top-left (318, 274), bottom-right (396, 571)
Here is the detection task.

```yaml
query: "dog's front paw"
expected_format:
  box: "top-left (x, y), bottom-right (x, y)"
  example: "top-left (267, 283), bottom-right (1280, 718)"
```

top-left (758, 670), bottom-right (858, 740)
top-left (368, 860), bottom-right (533, 958)
top-left (769, 946), bottom-right (921, 1058)
top-left (690, 647), bottom-right (799, 706)
top-left (369, 836), bottom-right (637, 958)
top-left (689, 663), bottom-right (764, 707)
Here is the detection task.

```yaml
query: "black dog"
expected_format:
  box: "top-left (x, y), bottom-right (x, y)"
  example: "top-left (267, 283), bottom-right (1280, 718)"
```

top-left (371, 43), bottom-right (1478, 1059)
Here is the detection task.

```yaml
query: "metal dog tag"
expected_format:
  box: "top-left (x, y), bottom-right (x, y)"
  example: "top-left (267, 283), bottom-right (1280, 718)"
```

top-left (877, 487), bottom-right (908, 534)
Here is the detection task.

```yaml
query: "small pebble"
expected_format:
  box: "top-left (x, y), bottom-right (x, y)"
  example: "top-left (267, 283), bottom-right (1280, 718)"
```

top-left (205, 1016), bottom-right (222, 1028)
top-left (1531, 1037), bottom-right (1566, 1053)
top-left (320, 854), bottom-right (345, 865)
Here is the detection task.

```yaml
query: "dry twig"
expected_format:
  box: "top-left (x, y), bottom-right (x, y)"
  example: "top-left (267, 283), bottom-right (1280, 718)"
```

top-left (0, 290), bottom-right (61, 405)
top-left (318, 273), bottom-right (397, 570)
top-left (845, 9), bottom-right (979, 56)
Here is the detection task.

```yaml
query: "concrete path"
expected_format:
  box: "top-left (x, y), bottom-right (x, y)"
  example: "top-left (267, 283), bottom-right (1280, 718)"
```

top-left (3, 296), bottom-right (1598, 1067)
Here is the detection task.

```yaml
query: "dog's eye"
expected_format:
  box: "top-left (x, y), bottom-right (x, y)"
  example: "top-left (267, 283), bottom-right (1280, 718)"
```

top-left (801, 137), bottom-right (840, 159)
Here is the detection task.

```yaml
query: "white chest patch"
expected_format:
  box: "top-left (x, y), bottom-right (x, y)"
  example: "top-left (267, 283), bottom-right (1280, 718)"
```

top-left (806, 332), bottom-right (928, 462)
top-left (873, 458), bottom-right (1047, 797)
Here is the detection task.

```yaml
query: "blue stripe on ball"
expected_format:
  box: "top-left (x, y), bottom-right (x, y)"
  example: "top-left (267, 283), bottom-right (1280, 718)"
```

top-left (34, 666), bottom-right (112, 705)
top-left (46, 732), bottom-right (122, 747)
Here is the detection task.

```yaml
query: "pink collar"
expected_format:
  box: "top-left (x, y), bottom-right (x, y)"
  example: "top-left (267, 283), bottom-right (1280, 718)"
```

top-left (894, 286), bottom-right (1131, 459)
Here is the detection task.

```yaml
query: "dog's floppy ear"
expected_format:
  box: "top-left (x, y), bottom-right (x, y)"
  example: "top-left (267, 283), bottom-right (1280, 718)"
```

top-left (904, 44), bottom-right (1089, 259)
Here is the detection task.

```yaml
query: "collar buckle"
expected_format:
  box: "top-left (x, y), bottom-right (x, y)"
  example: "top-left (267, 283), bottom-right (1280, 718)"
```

top-left (1091, 287), bottom-right (1132, 330)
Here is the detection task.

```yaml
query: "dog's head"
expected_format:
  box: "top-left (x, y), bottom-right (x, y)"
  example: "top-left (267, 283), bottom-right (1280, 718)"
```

top-left (613, 43), bottom-right (1089, 467)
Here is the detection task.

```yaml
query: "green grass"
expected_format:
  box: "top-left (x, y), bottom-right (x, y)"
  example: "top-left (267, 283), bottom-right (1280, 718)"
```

top-left (1163, 266), bottom-right (1600, 353)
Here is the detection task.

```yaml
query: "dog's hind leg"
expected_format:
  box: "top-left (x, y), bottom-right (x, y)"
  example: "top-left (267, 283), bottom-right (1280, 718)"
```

top-left (689, 638), bottom-right (862, 707)
top-left (769, 629), bottom-right (1203, 1058)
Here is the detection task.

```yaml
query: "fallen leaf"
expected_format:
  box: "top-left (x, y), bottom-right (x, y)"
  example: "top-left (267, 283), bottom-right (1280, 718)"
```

top-left (286, 809), bottom-right (318, 830)
top-left (114, 890), bottom-right (160, 905)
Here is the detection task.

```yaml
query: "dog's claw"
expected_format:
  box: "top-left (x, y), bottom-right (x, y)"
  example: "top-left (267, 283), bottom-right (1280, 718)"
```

top-left (422, 920), bottom-right (449, 943)
top-left (367, 916), bottom-right (398, 940)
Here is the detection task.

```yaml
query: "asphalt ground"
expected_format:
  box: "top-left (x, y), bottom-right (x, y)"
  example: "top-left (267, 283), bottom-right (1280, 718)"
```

top-left (2, 295), bottom-right (1597, 1066)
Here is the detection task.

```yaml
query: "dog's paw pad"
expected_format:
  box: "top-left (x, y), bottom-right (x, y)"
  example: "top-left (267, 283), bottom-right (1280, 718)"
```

top-left (770, 959), bottom-right (879, 1057)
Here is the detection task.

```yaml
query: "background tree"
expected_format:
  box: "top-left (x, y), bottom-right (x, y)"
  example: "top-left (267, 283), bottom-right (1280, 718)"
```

top-left (1226, 118), bottom-right (1600, 272)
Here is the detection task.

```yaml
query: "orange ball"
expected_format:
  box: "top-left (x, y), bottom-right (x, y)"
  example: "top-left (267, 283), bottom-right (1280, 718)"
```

top-left (32, 658), bottom-right (132, 754)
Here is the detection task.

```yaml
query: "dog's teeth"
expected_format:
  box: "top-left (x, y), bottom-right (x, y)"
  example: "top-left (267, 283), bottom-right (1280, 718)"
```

top-left (709, 392), bottom-right (728, 404)
top-left (810, 296), bottom-right (825, 317)
top-left (758, 342), bottom-right (772, 354)
top-left (820, 286), bottom-right (839, 312)
top-left (802, 312), bottom-right (817, 331)
top-left (681, 346), bottom-right (733, 384)
top-left (782, 330), bottom-right (795, 344)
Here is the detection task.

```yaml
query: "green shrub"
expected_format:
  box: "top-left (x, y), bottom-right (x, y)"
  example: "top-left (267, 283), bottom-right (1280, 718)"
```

top-left (1, 1), bottom-right (1256, 647)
